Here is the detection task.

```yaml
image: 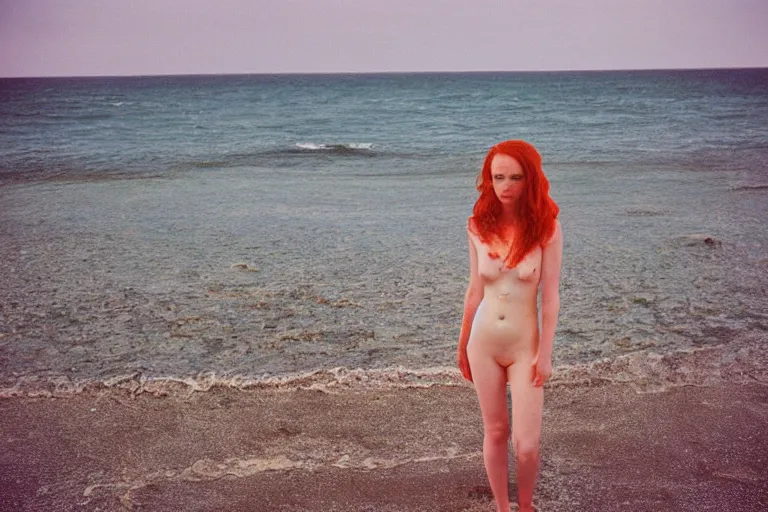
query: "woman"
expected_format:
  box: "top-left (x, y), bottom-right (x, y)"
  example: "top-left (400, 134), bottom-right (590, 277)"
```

top-left (457, 140), bottom-right (563, 512)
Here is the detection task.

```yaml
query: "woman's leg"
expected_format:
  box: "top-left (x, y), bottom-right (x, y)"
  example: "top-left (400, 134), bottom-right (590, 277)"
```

top-left (507, 360), bottom-right (544, 511)
top-left (468, 351), bottom-right (511, 512)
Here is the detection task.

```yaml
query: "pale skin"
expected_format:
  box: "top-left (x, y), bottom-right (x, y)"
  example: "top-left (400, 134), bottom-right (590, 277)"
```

top-left (458, 154), bottom-right (563, 512)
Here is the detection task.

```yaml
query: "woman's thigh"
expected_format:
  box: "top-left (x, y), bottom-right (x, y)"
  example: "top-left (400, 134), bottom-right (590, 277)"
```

top-left (506, 360), bottom-right (544, 449)
top-left (468, 349), bottom-right (509, 429)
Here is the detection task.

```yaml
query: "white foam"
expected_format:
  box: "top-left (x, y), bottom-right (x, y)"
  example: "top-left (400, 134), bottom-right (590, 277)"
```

top-left (295, 142), bottom-right (324, 150)
top-left (295, 142), bottom-right (374, 151)
top-left (0, 366), bottom-right (467, 398)
top-left (346, 142), bottom-right (374, 150)
top-left (548, 333), bottom-right (768, 393)
top-left (81, 447), bottom-right (480, 504)
top-left (3, 333), bottom-right (766, 399)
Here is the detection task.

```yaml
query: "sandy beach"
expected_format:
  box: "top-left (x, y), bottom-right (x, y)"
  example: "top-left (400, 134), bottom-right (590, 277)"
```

top-left (2, 370), bottom-right (767, 511)
top-left (2, 70), bottom-right (767, 511)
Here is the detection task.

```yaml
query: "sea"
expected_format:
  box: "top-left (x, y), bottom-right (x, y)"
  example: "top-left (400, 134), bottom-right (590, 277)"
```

top-left (1, 69), bottom-right (767, 395)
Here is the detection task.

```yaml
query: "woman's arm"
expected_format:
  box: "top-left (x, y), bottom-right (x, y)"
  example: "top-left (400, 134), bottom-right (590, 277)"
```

top-left (458, 228), bottom-right (484, 381)
top-left (534, 219), bottom-right (563, 385)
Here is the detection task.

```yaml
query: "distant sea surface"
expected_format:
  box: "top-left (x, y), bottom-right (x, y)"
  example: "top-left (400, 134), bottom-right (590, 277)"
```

top-left (1, 69), bottom-right (767, 394)
top-left (2, 69), bottom-right (768, 178)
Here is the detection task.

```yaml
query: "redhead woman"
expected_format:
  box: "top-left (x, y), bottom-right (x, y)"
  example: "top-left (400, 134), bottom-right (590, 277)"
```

top-left (457, 140), bottom-right (563, 512)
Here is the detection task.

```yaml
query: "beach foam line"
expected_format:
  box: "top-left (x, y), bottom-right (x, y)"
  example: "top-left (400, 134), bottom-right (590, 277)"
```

top-left (0, 366), bottom-right (468, 399)
top-left (549, 340), bottom-right (768, 393)
top-left (2, 333), bottom-right (766, 399)
top-left (81, 455), bottom-right (308, 505)
top-left (81, 447), bottom-right (482, 507)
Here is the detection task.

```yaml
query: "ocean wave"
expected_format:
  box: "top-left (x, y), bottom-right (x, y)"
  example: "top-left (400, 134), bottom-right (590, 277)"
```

top-left (190, 160), bottom-right (229, 168)
top-left (548, 338), bottom-right (767, 393)
top-left (42, 112), bottom-right (115, 121)
top-left (2, 334), bottom-right (765, 399)
top-left (0, 366), bottom-right (465, 399)
top-left (295, 142), bottom-right (375, 153)
top-left (728, 184), bottom-right (768, 192)
top-left (183, 143), bottom-right (382, 169)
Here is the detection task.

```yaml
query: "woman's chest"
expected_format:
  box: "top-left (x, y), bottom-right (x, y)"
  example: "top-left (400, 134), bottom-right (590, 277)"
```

top-left (475, 238), bottom-right (542, 284)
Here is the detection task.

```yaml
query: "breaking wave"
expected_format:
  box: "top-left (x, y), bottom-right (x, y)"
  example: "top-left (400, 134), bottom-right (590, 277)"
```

top-left (728, 184), bottom-right (768, 192)
top-left (294, 142), bottom-right (375, 153)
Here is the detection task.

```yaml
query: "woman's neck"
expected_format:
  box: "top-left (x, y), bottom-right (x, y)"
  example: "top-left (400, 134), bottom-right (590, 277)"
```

top-left (496, 207), bottom-right (520, 244)
top-left (498, 206), bottom-right (519, 226)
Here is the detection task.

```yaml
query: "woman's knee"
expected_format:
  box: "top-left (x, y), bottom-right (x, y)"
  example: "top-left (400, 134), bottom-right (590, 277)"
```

top-left (484, 421), bottom-right (510, 443)
top-left (513, 435), bottom-right (540, 458)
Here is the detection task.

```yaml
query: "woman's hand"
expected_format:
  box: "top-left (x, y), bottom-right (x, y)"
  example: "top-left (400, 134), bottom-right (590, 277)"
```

top-left (458, 344), bottom-right (473, 382)
top-left (532, 353), bottom-right (552, 387)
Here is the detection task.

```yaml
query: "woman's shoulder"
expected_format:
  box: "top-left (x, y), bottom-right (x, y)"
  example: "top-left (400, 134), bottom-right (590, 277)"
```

top-left (467, 215), bottom-right (479, 235)
top-left (542, 218), bottom-right (563, 247)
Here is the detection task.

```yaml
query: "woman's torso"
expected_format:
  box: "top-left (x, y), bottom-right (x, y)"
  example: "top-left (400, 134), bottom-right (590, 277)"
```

top-left (467, 228), bottom-right (542, 365)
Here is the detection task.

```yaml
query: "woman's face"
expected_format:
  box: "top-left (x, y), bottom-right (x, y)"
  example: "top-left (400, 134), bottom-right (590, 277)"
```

top-left (491, 154), bottom-right (526, 206)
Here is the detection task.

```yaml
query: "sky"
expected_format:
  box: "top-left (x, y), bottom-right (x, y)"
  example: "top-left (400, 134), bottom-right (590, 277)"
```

top-left (1, 0), bottom-right (767, 77)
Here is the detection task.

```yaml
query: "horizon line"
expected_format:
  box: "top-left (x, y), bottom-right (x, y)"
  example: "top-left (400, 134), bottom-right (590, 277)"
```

top-left (2, 65), bottom-right (767, 80)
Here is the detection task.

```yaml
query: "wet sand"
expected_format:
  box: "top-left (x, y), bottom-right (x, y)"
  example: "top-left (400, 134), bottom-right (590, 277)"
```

top-left (2, 379), bottom-right (767, 511)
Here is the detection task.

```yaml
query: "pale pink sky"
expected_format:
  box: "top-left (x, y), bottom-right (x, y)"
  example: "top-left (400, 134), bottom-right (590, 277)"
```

top-left (1, 0), bottom-right (766, 77)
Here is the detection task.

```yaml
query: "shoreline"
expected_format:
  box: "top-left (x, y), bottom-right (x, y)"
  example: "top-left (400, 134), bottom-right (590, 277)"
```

top-left (2, 379), bottom-right (766, 511)
top-left (2, 334), bottom-right (766, 399)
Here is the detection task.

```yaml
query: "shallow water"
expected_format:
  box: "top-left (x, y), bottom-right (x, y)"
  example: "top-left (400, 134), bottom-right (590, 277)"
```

top-left (1, 70), bottom-right (767, 392)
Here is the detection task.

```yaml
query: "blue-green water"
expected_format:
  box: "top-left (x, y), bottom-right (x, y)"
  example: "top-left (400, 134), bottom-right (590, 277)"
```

top-left (2, 69), bottom-right (767, 178)
top-left (0, 70), bottom-right (767, 392)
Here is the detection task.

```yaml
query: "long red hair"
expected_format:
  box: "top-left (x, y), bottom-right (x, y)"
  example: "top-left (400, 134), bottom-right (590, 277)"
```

top-left (471, 140), bottom-right (559, 268)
